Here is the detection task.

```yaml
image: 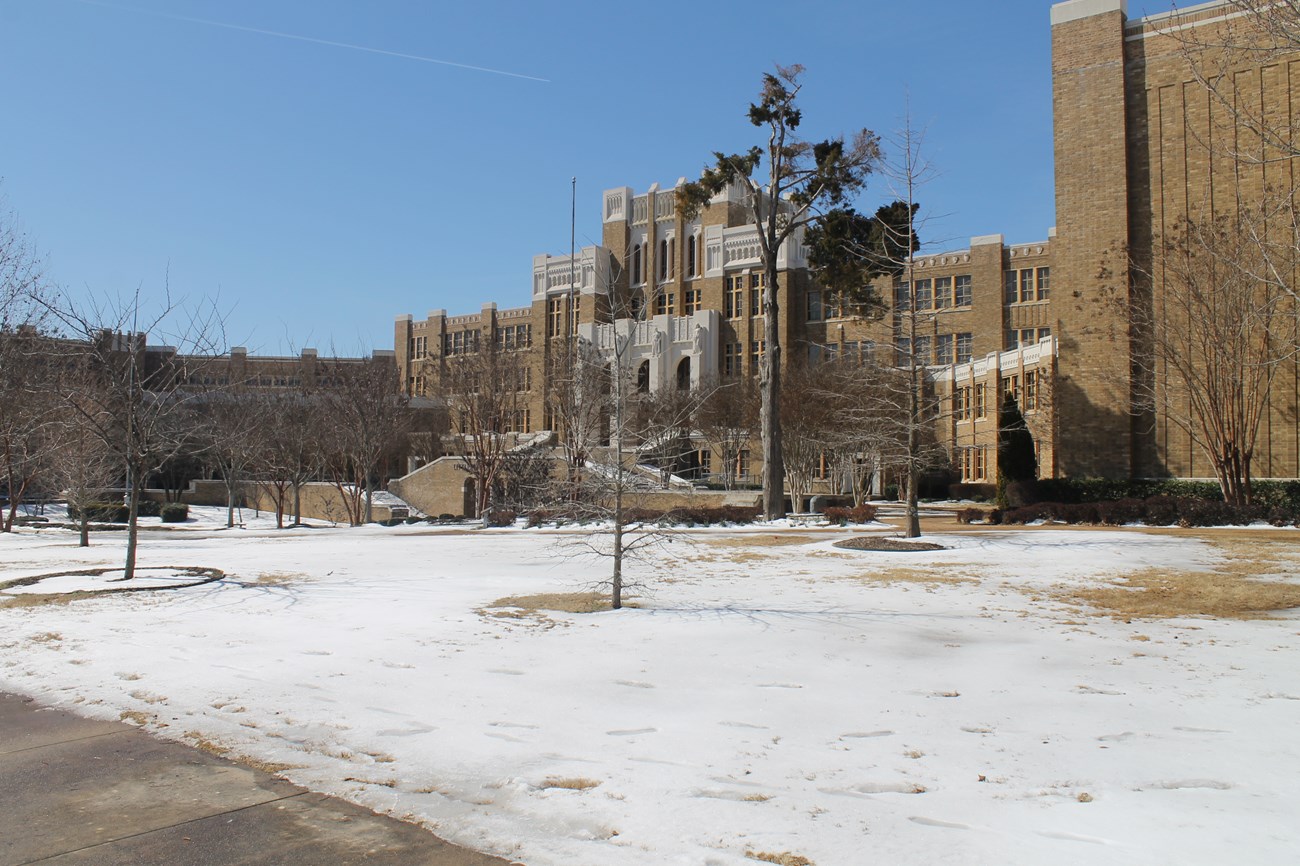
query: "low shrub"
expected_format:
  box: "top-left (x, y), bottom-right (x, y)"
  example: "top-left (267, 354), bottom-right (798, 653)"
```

top-left (1095, 498), bottom-right (1145, 526)
top-left (823, 504), bottom-right (878, 525)
top-left (136, 499), bottom-right (163, 518)
top-left (487, 509), bottom-right (517, 527)
top-left (160, 503), bottom-right (189, 523)
top-left (955, 507), bottom-right (992, 524)
top-left (69, 502), bottom-right (130, 523)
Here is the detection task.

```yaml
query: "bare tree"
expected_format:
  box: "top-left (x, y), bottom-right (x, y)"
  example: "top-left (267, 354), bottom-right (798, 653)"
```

top-left (545, 335), bottom-right (609, 500)
top-left (44, 290), bottom-right (225, 579)
top-left (252, 386), bottom-right (327, 528)
top-left (0, 198), bottom-right (55, 530)
top-left (47, 379), bottom-right (120, 547)
top-left (1108, 204), bottom-right (1298, 506)
top-left (441, 343), bottom-right (531, 520)
top-left (321, 355), bottom-right (410, 525)
top-left (201, 384), bottom-right (267, 528)
top-left (693, 375), bottom-right (759, 490)
top-left (679, 64), bottom-right (880, 519)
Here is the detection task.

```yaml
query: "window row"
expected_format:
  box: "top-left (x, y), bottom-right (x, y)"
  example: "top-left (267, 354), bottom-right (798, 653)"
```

top-left (1005, 327), bottom-right (1051, 350)
top-left (805, 289), bottom-right (843, 322)
top-left (630, 236), bottom-right (701, 285)
top-left (1001, 369), bottom-right (1043, 410)
top-left (724, 273), bottom-right (767, 318)
top-left (894, 275), bottom-right (973, 312)
top-left (1004, 267), bottom-right (1050, 304)
top-left (895, 332), bottom-right (974, 366)
top-left (546, 296), bottom-right (580, 338)
top-left (721, 340), bottom-right (765, 377)
top-left (958, 447), bottom-right (990, 482)
top-left (650, 288), bottom-right (703, 317)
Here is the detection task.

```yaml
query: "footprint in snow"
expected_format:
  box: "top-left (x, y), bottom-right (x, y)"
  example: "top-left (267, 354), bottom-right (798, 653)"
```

top-left (757, 682), bottom-right (804, 689)
top-left (490, 721), bottom-right (540, 729)
top-left (484, 731), bottom-right (528, 743)
top-left (614, 680), bottom-right (655, 689)
top-left (301, 649), bottom-right (332, 656)
top-left (488, 669), bottom-right (526, 676)
top-left (841, 730), bottom-right (894, 739)
top-left (606, 727), bottom-right (657, 736)
top-left (1097, 731), bottom-right (1136, 742)
top-left (719, 721), bottom-right (769, 730)
top-left (1173, 726), bottom-right (1230, 734)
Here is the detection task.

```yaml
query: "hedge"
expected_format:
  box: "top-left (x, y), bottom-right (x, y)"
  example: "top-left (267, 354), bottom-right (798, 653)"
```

top-left (160, 503), bottom-right (189, 523)
top-left (823, 504), bottom-right (878, 525)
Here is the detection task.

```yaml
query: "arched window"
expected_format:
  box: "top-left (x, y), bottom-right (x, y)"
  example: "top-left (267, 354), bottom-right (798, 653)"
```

top-left (676, 356), bottom-right (691, 391)
top-left (632, 244), bottom-right (642, 284)
top-left (637, 360), bottom-right (651, 393)
top-left (687, 236), bottom-right (697, 277)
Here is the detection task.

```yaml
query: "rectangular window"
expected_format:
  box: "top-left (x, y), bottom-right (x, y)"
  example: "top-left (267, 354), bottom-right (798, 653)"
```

top-left (725, 276), bottom-right (745, 318)
top-left (749, 272), bottom-right (764, 317)
top-left (1036, 267), bottom-right (1051, 300)
top-left (1004, 271), bottom-right (1018, 305)
top-left (894, 281), bottom-right (911, 312)
top-left (975, 383), bottom-right (987, 418)
top-left (547, 297), bottom-right (563, 338)
top-left (974, 447), bottom-right (986, 480)
top-left (683, 289), bottom-right (701, 315)
top-left (913, 335), bottom-right (931, 365)
top-left (723, 342), bottom-right (742, 378)
top-left (954, 275), bottom-right (972, 307)
top-left (570, 296), bottom-right (580, 333)
top-left (956, 332), bottom-right (973, 364)
top-left (750, 339), bottom-right (765, 372)
top-left (807, 290), bottom-right (823, 322)
top-left (1002, 375), bottom-right (1020, 403)
top-left (934, 276), bottom-right (952, 309)
top-left (654, 292), bottom-right (675, 316)
top-left (1037, 327), bottom-right (1051, 342)
top-left (1024, 370), bottom-right (1039, 411)
top-left (736, 448), bottom-right (751, 481)
top-left (935, 333), bottom-right (954, 365)
top-left (914, 278), bottom-right (933, 310)
top-left (896, 337), bottom-right (911, 366)
top-left (954, 387), bottom-right (971, 422)
top-left (1019, 268), bottom-right (1035, 303)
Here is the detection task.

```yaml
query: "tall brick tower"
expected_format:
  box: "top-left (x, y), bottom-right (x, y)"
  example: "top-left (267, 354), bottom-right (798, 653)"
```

top-left (1050, 0), bottom-right (1135, 478)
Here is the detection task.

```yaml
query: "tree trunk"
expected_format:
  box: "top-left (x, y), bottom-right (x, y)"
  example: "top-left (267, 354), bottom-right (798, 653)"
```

top-left (364, 476), bottom-right (374, 524)
top-left (123, 477), bottom-right (142, 581)
top-left (292, 481), bottom-right (301, 527)
top-left (760, 272), bottom-right (785, 520)
top-left (904, 466), bottom-right (921, 538)
top-left (226, 481), bottom-right (237, 528)
top-left (79, 512), bottom-right (90, 548)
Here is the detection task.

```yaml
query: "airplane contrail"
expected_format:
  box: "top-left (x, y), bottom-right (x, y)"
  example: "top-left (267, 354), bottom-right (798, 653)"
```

top-left (71, 0), bottom-right (551, 83)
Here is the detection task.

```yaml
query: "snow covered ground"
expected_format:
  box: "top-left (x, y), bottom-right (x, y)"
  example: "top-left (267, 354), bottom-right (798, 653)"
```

top-left (2, 509), bottom-right (1299, 865)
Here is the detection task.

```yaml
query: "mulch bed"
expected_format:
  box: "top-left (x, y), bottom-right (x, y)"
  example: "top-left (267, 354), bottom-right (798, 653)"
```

top-left (833, 537), bottom-right (946, 552)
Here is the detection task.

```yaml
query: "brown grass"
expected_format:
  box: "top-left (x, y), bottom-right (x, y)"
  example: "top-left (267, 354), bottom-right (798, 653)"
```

top-left (745, 851), bottom-right (814, 866)
top-left (539, 777), bottom-right (601, 790)
top-left (119, 710), bottom-right (151, 726)
top-left (487, 592), bottom-right (636, 613)
top-left (254, 571), bottom-right (303, 586)
top-left (1068, 567), bottom-right (1300, 620)
top-left (742, 793), bottom-right (773, 802)
top-left (700, 534), bottom-right (822, 548)
top-left (848, 567), bottom-right (977, 587)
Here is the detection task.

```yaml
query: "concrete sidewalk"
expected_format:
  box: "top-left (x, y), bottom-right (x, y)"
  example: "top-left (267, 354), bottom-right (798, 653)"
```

top-left (0, 692), bottom-right (516, 866)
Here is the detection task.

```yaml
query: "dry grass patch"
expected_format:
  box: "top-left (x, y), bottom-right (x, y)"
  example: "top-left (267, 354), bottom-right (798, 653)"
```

top-left (848, 567), bottom-right (978, 587)
top-left (119, 710), bottom-right (151, 726)
top-left (487, 592), bottom-right (636, 614)
top-left (539, 777), bottom-right (601, 791)
top-left (746, 851), bottom-right (814, 866)
top-left (254, 571), bottom-right (303, 586)
top-left (1068, 568), bottom-right (1300, 620)
top-left (1063, 537), bottom-right (1300, 620)
top-left (742, 793), bottom-right (774, 802)
top-left (701, 534), bottom-right (820, 549)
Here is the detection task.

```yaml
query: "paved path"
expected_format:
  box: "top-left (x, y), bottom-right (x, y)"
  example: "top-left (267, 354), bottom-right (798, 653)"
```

top-left (0, 692), bottom-right (516, 866)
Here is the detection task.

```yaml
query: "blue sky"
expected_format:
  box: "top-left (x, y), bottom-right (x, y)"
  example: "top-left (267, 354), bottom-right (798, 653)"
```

top-left (0, 0), bottom-right (1144, 354)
